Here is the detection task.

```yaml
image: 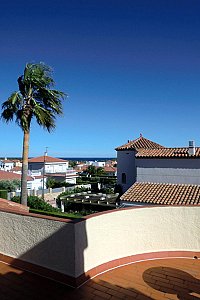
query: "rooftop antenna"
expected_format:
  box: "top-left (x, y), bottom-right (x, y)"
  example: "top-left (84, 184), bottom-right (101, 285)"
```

top-left (42, 146), bottom-right (48, 199)
top-left (45, 147), bottom-right (48, 156)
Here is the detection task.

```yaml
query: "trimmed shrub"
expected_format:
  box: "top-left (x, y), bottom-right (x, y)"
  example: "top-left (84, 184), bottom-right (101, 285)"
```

top-left (0, 190), bottom-right (8, 199)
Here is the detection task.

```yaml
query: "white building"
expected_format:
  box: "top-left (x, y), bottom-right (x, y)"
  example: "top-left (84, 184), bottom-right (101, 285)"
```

top-left (27, 175), bottom-right (46, 190)
top-left (116, 135), bottom-right (200, 193)
top-left (28, 155), bottom-right (69, 174)
top-left (28, 155), bottom-right (78, 185)
top-left (0, 159), bottom-right (14, 171)
top-left (86, 161), bottom-right (106, 167)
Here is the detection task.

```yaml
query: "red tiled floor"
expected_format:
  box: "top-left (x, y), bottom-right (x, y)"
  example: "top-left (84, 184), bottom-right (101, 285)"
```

top-left (0, 258), bottom-right (200, 299)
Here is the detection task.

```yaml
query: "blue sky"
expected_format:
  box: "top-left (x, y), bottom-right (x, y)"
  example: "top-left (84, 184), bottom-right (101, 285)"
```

top-left (1, 0), bottom-right (200, 157)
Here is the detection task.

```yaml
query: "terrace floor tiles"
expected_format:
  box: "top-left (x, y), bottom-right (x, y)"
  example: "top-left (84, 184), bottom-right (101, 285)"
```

top-left (0, 258), bottom-right (200, 299)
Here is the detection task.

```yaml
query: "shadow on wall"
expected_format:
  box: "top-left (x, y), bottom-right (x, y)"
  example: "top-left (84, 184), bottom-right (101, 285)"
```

top-left (0, 213), bottom-right (154, 299)
top-left (1, 216), bottom-right (88, 288)
top-left (143, 266), bottom-right (200, 300)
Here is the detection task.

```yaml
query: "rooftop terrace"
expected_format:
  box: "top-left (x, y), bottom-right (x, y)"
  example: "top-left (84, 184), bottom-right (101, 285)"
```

top-left (0, 200), bottom-right (200, 299)
top-left (1, 257), bottom-right (199, 299)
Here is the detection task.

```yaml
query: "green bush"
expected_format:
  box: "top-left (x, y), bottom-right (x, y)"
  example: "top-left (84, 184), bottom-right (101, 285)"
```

top-left (0, 190), bottom-right (8, 199)
top-left (0, 180), bottom-right (20, 192)
top-left (100, 187), bottom-right (114, 194)
top-left (46, 178), bottom-right (75, 189)
top-left (11, 196), bottom-right (59, 212)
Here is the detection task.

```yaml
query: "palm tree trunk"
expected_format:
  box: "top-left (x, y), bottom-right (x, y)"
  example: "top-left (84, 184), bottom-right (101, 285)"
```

top-left (20, 130), bottom-right (30, 206)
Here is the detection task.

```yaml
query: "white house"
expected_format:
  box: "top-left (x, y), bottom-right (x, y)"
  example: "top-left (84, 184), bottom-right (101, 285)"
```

top-left (103, 165), bottom-right (117, 176)
top-left (0, 159), bottom-right (14, 171)
top-left (28, 155), bottom-right (69, 174)
top-left (0, 170), bottom-right (34, 191)
top-left (28, 155), bottom-right (79, 185)
top-left (27, 175), bottom-right (46, 190)
top-left (86, 161), bottom-right (106, 167)
top-left (47, 170), bottom-right (78, 185)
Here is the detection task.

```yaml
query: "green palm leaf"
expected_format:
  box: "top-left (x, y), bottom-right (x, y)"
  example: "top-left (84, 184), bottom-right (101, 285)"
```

top-left (1, 62), bottom-right (67, 206)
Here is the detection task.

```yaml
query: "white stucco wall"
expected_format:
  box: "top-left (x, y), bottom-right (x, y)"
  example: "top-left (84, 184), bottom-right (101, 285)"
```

top-left (29, 161), bottom-right (69, 173)
top-left (1, 206), bottom-right (200, 279)
top-left (117, 150), bottom-right (136, 192)
top-left (75, 206), bottom-right (200, 276)
top-left (136, 158), bottom-right (200, 185)
top-left (0, 212), bottom-right (75, 276)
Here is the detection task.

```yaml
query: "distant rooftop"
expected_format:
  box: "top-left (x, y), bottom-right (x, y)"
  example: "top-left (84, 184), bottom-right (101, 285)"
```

top-left (28, 156), bottom-right (68, 163)
top-left (0, 170), bottom-right (32, 181)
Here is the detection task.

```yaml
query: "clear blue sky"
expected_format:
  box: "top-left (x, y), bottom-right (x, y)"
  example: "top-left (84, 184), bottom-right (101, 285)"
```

top-left (1, 0), bottom-right (200, 157)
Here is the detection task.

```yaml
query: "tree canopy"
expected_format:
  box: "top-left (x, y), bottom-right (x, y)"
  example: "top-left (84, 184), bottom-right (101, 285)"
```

top-left (1, 62), bottom-right (66, 206)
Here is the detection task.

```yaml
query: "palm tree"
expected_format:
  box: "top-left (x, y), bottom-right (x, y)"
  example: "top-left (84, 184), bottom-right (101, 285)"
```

top-left (1, 63), bottom-right (66, 206)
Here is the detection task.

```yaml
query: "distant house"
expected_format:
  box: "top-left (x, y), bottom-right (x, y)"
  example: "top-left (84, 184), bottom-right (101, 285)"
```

top-left (28, 155), bottom-right (79, 185)
top-left (0, 159), bottom-right (14, 171)
top-left (116, 135), bottom-right (200, 206)
top-left (0, 170), bottom-right (22, 181)
top-left (12, 159), bottom-right (22, 167)
top-left (27, 175), bottom-right (46, 190)
top-left (0, 170), bottom-right (34, 191)
top-left (28, 155), bottom-right (69, 174)
top-left (10, 166), bottom-right (22, 175)
top-left (103, 165), bottom-right (117, 176)
top-left (46, 171), bottom-right (78, 185)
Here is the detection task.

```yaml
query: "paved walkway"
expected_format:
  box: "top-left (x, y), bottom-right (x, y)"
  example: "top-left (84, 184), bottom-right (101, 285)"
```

top-left (0, 258), bottom-right (199, 299)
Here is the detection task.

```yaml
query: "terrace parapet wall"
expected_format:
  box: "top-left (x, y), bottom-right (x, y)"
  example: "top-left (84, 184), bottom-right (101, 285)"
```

top-left (0, 205), bottom-right (200, 287)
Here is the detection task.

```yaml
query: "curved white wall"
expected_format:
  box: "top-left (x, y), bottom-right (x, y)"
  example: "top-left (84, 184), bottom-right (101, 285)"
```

top-left (0, 207), bottom-right (200, 280)
top-left (75, 206), bottom-right (200, 276)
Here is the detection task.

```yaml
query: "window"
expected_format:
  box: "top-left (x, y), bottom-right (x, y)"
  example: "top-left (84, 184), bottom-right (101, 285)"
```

top-left (122, 173), bottom-right (126, 184)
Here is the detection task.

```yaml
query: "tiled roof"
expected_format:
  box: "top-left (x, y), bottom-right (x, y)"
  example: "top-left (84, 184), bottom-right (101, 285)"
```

top-left (11, 166), bottom-right (22, 172)
top-left (0, 198), bottom-right (29, 213)
top-left (104, 166), bottom-right (117, 172)
top-left (136, 147), bottom-right (200, 158)
top-left (120, 182), bottom-right (200, 205)
top-left (28, 156), bottom-right (68, 163)
top-left (75, 165), bottom-right (88, 172)
top-left (1, 159), bottom-right (14, 163)
top-left (0, 170), bottom-right (33, 181)
top-left (115, 136), bottom-right (164, 151)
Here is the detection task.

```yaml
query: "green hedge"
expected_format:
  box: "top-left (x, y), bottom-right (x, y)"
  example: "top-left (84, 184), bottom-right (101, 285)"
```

top-left (29, 208), bottom-right (82, 219)
top-left (0, 190), bottom-right (8, 199)
top-left (11, 196), bottom-right (59, 212)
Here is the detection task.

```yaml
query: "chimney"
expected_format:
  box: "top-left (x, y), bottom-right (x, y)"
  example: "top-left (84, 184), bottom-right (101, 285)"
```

top-left (188, 140), bottom-right (195, 156)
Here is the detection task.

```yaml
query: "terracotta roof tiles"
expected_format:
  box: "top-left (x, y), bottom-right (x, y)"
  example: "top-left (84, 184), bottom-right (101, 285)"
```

top-left (10, 166), bottom-right (22, 172)
top-left (28, 156), bottom-right (68, 163)
top-left (0, 198), bottom-right (29, 213)
top-left (121, 182), bottom-right (200, 205)
top-left (0, 170), bottom-right (33, 181)
top-left (104, 166), bottom-right (117, 172)
top-left (136, 147), bottom-right (200, 158)
top-left (116, 136), bottom-right (164, 151)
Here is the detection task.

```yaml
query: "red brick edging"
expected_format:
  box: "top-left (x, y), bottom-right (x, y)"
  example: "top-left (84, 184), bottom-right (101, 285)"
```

top-left (0, 250), bottom-right (199, 288)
